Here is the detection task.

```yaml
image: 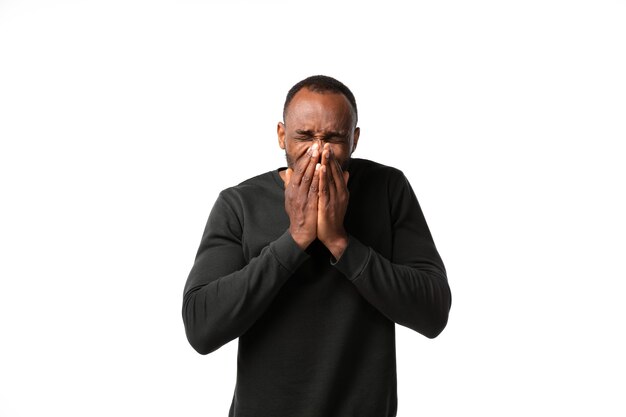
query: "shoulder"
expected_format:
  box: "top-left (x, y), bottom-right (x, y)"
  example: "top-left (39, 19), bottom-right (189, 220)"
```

top-left (349, 158), bottom-right (407, 186)
top-left (217, 170), bottom-right (281, 210)
top-left (348, 158), bottom-right (417, 210)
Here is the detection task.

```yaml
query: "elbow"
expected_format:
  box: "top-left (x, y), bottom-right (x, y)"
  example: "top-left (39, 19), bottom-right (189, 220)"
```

top-left (182, 293), bottom-right (224, 355)
top-left (422, 309), bottom-right (449, 339)
top-left (183, 314), bottom-right (225, 355)
top-left (185, 328), bottom-right (218, 355)
top-left (406, 304), bottom-right (450, 339)
top-left (421, 285), bottom-right (452, 339)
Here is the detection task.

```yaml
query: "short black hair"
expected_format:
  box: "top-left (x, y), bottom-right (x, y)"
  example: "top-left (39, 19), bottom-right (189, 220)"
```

top-left (283, 75), bottom-right (358, 126)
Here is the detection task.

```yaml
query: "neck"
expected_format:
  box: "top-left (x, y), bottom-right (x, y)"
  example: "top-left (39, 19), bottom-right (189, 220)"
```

top-left (278, 168), bottom-right (287, 182)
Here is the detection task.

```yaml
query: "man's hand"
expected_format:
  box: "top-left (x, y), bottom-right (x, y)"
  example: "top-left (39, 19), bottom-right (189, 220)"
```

top-left (317, 144), bottom-right (350, 261)
top-left (284, 143), bottom-right (321, 250)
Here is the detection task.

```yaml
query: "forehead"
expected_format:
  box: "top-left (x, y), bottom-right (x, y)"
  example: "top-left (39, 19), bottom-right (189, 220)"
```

top-left (285, 88), bottom-right (355, 131)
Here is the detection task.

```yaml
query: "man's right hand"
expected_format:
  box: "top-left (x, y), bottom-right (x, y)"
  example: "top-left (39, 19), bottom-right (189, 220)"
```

top-left (284, 143), bottom-right (321, 250)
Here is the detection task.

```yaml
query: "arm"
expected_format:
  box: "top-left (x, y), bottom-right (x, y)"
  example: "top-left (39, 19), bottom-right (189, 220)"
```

top-left (334, 173), bottom-right (451, 339)
top-left (182, 191), bottom-right (308, 355)
top-left (183, 145), bottom-right (321, 354)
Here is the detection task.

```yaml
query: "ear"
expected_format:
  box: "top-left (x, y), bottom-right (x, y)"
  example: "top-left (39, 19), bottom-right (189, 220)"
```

top-left (351, 127), bottom-right (360, 155)
top-left (277, 122), bottom-right (286, 150)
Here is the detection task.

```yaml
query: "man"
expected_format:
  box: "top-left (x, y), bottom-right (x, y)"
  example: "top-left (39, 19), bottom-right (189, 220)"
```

top-left (182, 75), bottom-right (451, 417)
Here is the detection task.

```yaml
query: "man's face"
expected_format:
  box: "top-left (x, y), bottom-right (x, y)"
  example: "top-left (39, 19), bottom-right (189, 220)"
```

top-left (278, 88), bottom-right (360, 171)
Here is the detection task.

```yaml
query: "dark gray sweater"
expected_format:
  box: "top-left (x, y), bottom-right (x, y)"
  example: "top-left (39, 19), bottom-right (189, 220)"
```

top-left (182, 158), bottom-right (451, 417)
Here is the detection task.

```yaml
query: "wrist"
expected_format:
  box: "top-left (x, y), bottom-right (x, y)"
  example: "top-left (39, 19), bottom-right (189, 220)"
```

top-left (289, 228), bottom-right (315, 250)
top-left (325, 234), bottom-right (348, 262)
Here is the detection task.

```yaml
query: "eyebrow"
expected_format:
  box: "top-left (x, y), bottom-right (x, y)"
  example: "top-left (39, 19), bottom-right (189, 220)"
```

top-left (294, 129), bottom-right (349, 139)
top-left (294, 129), bottom-right (315, 136)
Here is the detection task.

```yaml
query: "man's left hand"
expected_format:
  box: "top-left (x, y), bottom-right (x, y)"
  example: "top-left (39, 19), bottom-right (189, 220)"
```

top-left (317, 144), bottom-right (350, 261)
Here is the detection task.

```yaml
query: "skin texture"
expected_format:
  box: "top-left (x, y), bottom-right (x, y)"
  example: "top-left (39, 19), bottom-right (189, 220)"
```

top-left (277, 88), bottom-right (360, 260)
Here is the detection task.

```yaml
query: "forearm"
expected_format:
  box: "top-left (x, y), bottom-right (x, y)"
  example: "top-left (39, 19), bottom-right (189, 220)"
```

top-left (334, 236), bottom-right (451, 338)
top-left (182, 231), bottom-right (307, 354)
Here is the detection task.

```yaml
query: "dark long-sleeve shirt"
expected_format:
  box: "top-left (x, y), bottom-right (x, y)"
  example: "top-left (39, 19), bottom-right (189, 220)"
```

top-left (182, 158), bottom-right (451, 417)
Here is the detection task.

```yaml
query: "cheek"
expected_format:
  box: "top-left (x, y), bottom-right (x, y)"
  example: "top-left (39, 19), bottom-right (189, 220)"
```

top-left (287, 142), bottom-right (309, 156)
top-left (285, 142), bottom-right (313, 165)
top-left (329, 144), bottom-right (349, 161)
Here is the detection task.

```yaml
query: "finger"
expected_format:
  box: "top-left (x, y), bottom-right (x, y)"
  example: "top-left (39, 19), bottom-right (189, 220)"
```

top-left (329, 150), bottom-right (345, 187)
top-left (292, 143), bottom-right (319, 186)
top-left (319, 148), bottom-right (333, 204)
top-left (285, 168), bottom-right (293, 185)
top-left (328, 148), bottom-right (345, 196)
top-left (309, 163), bottom-right (321, 214)
top-left (290, 145), bottom-right (312, 186)
top-left (319, 145), bottom-right (330, 193)
top-left (319, 164), bottom-right (329, 207)
top-left (309, 163), bottom-right (321, 197)
top-left (321, 143), bottom-right (329, 168)
top-left (290, 153), bottom-right (308, 186)
top-left (299, 144), bottom-right (320, 189)
top-left (343, 170), bottom-right (350, 186)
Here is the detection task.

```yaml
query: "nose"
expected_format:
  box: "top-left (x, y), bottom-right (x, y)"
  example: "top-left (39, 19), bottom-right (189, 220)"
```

top-left (313, 138), bottom-right (328, 149)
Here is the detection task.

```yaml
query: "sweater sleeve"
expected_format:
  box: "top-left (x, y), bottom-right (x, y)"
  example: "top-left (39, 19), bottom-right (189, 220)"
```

top-left (333, 172), bottom-right (451, 339)
top-left (182, 190), bottom-right (309, 355)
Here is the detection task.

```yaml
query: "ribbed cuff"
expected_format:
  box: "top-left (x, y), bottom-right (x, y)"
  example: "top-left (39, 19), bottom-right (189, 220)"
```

top-left (269, 230), bottom-right (310, 273)
top-left (332, 234), bottom-right (371, 282)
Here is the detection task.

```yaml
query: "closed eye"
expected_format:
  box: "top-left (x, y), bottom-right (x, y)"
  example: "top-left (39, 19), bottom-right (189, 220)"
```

top-left (326, 136), bottom-right (347, 143)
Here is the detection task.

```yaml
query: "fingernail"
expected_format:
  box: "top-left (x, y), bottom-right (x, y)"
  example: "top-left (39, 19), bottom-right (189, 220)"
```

top-left (312, 143), bottom-right (319, 150)
top-left (315, 163), bottom-right (320, 171)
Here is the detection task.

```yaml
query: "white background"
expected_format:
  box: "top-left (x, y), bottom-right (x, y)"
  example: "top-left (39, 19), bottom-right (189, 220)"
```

top-left (1, 0), bottom-right (625, 415)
